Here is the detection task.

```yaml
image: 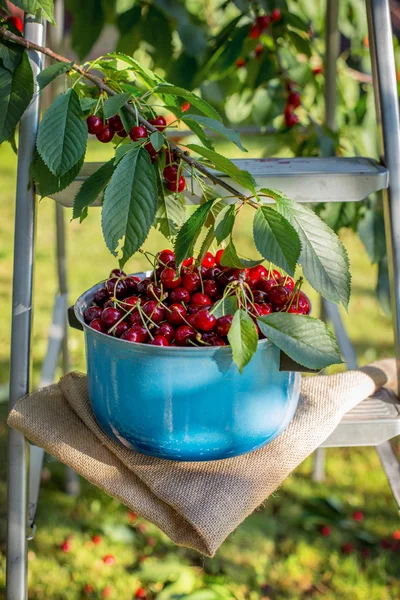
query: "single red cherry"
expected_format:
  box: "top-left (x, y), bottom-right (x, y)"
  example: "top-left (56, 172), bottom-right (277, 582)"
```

top-left (277, 276), bottom-right (294, 290)
top-left (271, 269), bottom-right (281, 280)
top-left (252, 290), bottom-right (269, 304)
top-left (163, 165), bottom-right (179, 183)
top-left (102, 554), bottom-right (115, 566)
top-left (312, 65), bottom-right (323, 75)
top-left (215, 315), bottom-right (233, 337)
top-left (341, 543), bottom-right (354, 555)
top-left (235, 57), bottom-right (246, 68)
top-left (96, 126), bottom-right (114, 143)
top-left (187, 304), bottom-right (202, 314)
top-left (61, 540), bottom-right (72, 552)
top-left (127, 310), bottom-right (142, 326)
top-left (94, 286), bottom-right (109, 305)
top-left (288, 91), bottom-right (301, 108)
top-left (129, 125), bottom-right (147, 141)
top-left (169, 287), bottom-right (191, 304)
top-left (215, 249), bottom-right (224, 266)
top-left (284, 111), bottom-right (299, 128)
top-left (106, 277), bottom-right (128, 299)
top-left (101, 307), bottom-right (124, 328)
top-left (191, 292), bottom-right (212, 306)
top-left (181, 101), bottom-right (191, 112)
top-left (167, 176), bottom-right (185, 193)
top-left (268, 285), bottom-right (290, 308)
top-left (108, 114), bottom-right (124, 132)
top-left (91, 534), bottom-right (102, 545)
top-left (89, 318), bottom-right (105, 332)
top-left (319, 525), bottom-right (332, 537)
top-left (144, 141), bottom-right (158, 162)
top-left (182, 272), bottom-right (200, 293)
top-left (149, 115), bottom-right (167, 131)
top-left (183, 257), bottom-right (194, 267)
top-left (117, 129), bottom-right (127, 138)
top-left (289, 291), bottom-right (310, 314)
top-left (255, 43), bottom-right (263, 57)
top-left (158, 322), bottom-right (175, 342)
top-left (352, 511), bottom-right (364, 522)
top-left (174, 325), bottom-right (196, 346)
top-left (150, 335), bottom-right (169, 346)
top-left (187, 313), bottom-right (197, 328)
top-left (217, 269), bottom-right (240, 288)
top-left (84, 305), bottom-right (102, 323)
top-left (7, 15), bottom-right (23, 32)
top-left (146, 284), bottom-right (162, 301)
top-left (256, 15), bottom-right (270, 29)
top-left (271, 8), bottom-right (281, 22)
top-left (137, 278), bottom-right (151, 295)
top-left (211, 336), bottom-right (227, 346)
top-left (194, 310), bottom-right (216, 332)
top-left (122, 295), bottom-right (141, 310)
top-left (160, 267), bottom-right (181, 289)
top-left (158, 249), bottom-right (175, 264)
top-left (205, 266), bottom-right (222, 280)
top-left (110, 268), bottom-right (126, 278)
top-left (257, 303), bottom-right (273, 315)
top-left (143, 301), bottom-right (165, 324)
top-left (165, 148), bottom-right (175, 164)
top-left (203, 279), bottom-right (219, 298)
top-left (393, 531), bottom-right (400, 540)
top-left (249, 23), bottom-right (262, 39)
top-left (135, 588), bottom-right (147, 599)
top-left (250, 265), bottom-right (268, 280)
top-left (125, 275), bottom-right (140, 292)
top-left (113, 321), bottom-right (129, 337)
top-left (255, 278), bottom-right (277, 293)
top-left (121, 326), bottom-right (149, 343)
top-left (86, 115), bottom-right (103, 135)
top-left (201, 252), bottom-right (215, 268)
top-left (166, 303), bottom-right (187, 326)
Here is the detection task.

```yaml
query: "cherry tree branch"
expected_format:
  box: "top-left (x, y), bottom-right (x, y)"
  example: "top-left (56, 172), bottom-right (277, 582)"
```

top-left (0, 26), bottom-right (247, 200)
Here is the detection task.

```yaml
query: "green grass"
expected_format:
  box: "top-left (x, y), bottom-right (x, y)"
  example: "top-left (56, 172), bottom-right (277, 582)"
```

top-left (0, 140), bottom-right (399, 599)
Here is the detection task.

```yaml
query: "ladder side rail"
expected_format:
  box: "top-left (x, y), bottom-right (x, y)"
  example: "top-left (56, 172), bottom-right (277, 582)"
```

top-left (6, 14), bottom-right (46, 600)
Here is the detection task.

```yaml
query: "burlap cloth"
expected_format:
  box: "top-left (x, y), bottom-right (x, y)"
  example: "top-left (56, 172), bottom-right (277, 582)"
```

top-left (8, 359), bottom-right (397, 556)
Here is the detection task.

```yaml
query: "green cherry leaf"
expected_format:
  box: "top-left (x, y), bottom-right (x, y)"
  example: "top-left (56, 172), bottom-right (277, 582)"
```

top-left (228, 309), bottom-right (259, 373)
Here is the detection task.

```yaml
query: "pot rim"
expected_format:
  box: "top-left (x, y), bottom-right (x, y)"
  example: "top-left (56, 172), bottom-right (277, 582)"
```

top-left (74, 272), bottom-right (273, 353)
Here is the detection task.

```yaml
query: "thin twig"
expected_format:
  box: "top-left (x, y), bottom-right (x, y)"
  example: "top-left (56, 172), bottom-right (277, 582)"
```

top-left (0, 26), bottom-right (247, 200)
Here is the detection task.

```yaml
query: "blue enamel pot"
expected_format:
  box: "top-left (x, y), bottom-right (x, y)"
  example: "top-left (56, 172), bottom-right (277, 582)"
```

top-left (75, 275), bottom-right (301, 461)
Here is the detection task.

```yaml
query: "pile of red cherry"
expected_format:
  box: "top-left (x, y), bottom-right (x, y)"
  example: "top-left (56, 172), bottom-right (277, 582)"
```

top-left (86, 114), bottom-right (186, 192)
top-left (83, 249), bottom-right (310, 347)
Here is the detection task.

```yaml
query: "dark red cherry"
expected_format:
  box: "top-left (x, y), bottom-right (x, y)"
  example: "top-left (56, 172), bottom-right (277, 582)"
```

top-left (127, 310), bottom-right (142, 327)
top-left (255, 278), bottom-right (276, 293)
top-left (203, 279), bottom-right (219, 298)
top-left (84, 305), bottom-right (102, 323)
top-left (89, 318), bottom-right (105, 332)
top-left (187, 304), bottom-right (202, 314)
top-left (211, 336), bottom-right (227, 346)
top-left (268, 285), bottom-right (290, 308)
top-left (106, 277), bottom-right (128, 299)
top-left (87, 115), bottom-right (103, 134)
top-left (246, 265), bottom-right (268, 286)
top-left (149, 115), bottom-right (167, 131)
top-left (215, 249), bottom-right (224, 266)
top-left (191, 292), bottom-right (212, 306)
top-left (137, 278), bottom-right (151, 295)
top-left (287, 91), bottom-right (301, 109)
top-left (252, 290), bottom-right (269, 304)
top-left (169, 287), bottom-right (191, 304)
top-left (166, 303), bottom-right (187, 325)
top-left (146, 284), bottom-right (162, 301)
top-left (204, 267), bottom-right (222, 280)
top-left (174, 325), bottom-right (196, 346)
top-left (167, 176), bottom-right (185, 193)
top-left (101, 307), bottom-right (124, 328)
top-left (94, 286), bottom-right (109, 305)
top-left (217, 269), bottom-right (240, 288)
top-left (256, 14), bottom-right (270, 29)
top-left (163, 165), bottom-right (179, 183)
top-left (150, 335), bottom-right (169, 346)
top-left (158, 249), bottom-right (175, 265)
top-left (186, 313), bottom-right (197, 328)
top-left (194, 310), bottom-right (216, 332)
top-left (129, 125), bottom-right (147, 141)
top-left (103, 300), bottom-right (115, 309)
top-left (215, 315), bottom-right (233, 337)
top-left (289, 291), bottom-right (310, 315)
top-left (201, 252), bottom-right (215, 268)
top-left (113, 321), bottom-right (129, 337)
top-left (108, 115), bottom-right (124, 132)
top-left (277, 276), bottom-right (295, 290)
top-left (125, 276), bottom-right (140, 292)
top-left (143, 301), bottom-right (164, 324)
top-left (182, 257), bottom-right (194, 267)
top-left (284, 111), bottom-right (299, 128)
top-left (121, 326), bottom-right (148, 343)
top-left (96, 126), bottom-right (114, 143)
top-left (160, 268), bottom-right (181, 289)
top-left (257, 303), bottom-right (273, 315)
top-left (122, 295), bottom-right (141, 309)
top-left (157, 322), bottom-right (175, 343)
top-left (271, 8), bottom-right (281, 22)
top-left (110, 268), bottom-right (126, 278)
top-left (182, 272), bottom-right (200, 293)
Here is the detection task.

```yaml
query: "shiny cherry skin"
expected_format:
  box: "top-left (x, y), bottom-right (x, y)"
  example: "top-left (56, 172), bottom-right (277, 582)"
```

top-left (201, 252), bottom-right (215, 268)
top-left (252, 290), bottom-right (269, 304)
top-left (101, 307), bottom-right (124, 328)
top-left (146, 284), bottom-right (162, 301)
top-left (182, 257), bottom-right (194, 267)
top-left (211, 336), bottom-right (227, 346)
top-left (268, 285), bottom-right (290, 308)
top-left (194, 310), bottom-right (217, 332)
top-left (256, 14), bottom-right (270, 29)
top-left (94, 286), bottom-right (109, 305)
top-left (271, 8), bottom-right (281, 21)
top-left (217, 269), bottom-right (240, 288)
top-left (125, 276), bottom-right (140, 292)
top-left (215, 249), bottom-right (224, 266)
top-left (143, 301), bottom-right (165, 323)
top-left (166, 303), bottom-right (187, 325)
top-left (187, 304), bottom-right (202, 314)
top-left (215, 315), bottom-right (233, 337)
top-left (257, 303), bottom-right (273, 315)
top-left (110, 268), bottom-right (126, 278)
top-left (84, 305), bottom-right (102, 323)
top-left (191, 292), bottom-right (212, 306)
top-left (103, 300), bottom-right (115, 309)
top-left (7, 15), bottom-right (24, 32)
top-left (186, 313), bottom-right (198, 328)
top-left (205, 266), bottom-right (222, 280)
top-left (287, 91), bottom-right (301, 109)
top-left (249, 23), bottom-right (262, 39)
top-left (255, 278), bottom-right (277, 293)
top-left (247, 265), bottom-right (268, 286)
top-left (121, 326), bottom-right (148, 343)
top-left (96, 126), bottom-right (114, 143)
top-left (160, 267), bottom-right (181, 289)
top-left (158, 249), bottom-right (175, 265)
top-left (203, 279), bottom-right (219, 298)
top-left (157, 322), bottom-right (175, 342)
top-left (108, 115), bottom-right (124, 132)
top-left (87, 115), bottom-right (103, 134)
top-left (288, 291), bottom-right (310, 314)
top-left (285, 111), bottom-right (299, 128)
top-left (167, 176), bottom-right (185, 193)
top-left (150, 335), bottom-right (169, 346)
top-left (106, 277), bottom-right (128, 299)
top-left (89, 318), bottom-right (105, 332)
top-left (174, 325), bottom-right (196, 346)
top-left (113, 321), bottom-right (129, 337)
top-left (163, 165), bottom-right (179, 183)
top-left (127, 310), bottom-right (143, 327)
top-left (182, 272), bottom-right (200, 293)
top-left (129, 125), bottom-right (147, 141)
top-left (122, 295), bottom-right (141, 309)
top-left (277, 276), bottom-right (295, 290)
top-left (145, 144), bottom-right (158, 163)
top-left (149, 115), bottom-right (167, 131)
top-left (137, 278), bottom-right (151, 295)
top-left (169, 287), bottom-right (191, 304)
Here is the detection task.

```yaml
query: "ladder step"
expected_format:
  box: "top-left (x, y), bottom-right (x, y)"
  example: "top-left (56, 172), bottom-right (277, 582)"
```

top-left (49, 157), bottom-right (388, 207)
top-left (321, 388), bottom-right (400, 447)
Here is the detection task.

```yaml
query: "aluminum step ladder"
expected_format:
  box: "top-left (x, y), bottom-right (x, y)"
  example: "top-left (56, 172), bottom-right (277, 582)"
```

top-left (6, 0), bottom-right (400, 598)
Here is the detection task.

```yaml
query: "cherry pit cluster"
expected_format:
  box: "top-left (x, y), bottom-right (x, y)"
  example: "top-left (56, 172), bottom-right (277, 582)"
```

top-left (83, 249), bottom-right (310, 348)
top-left (86, 114), bottom-right (186, 192)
